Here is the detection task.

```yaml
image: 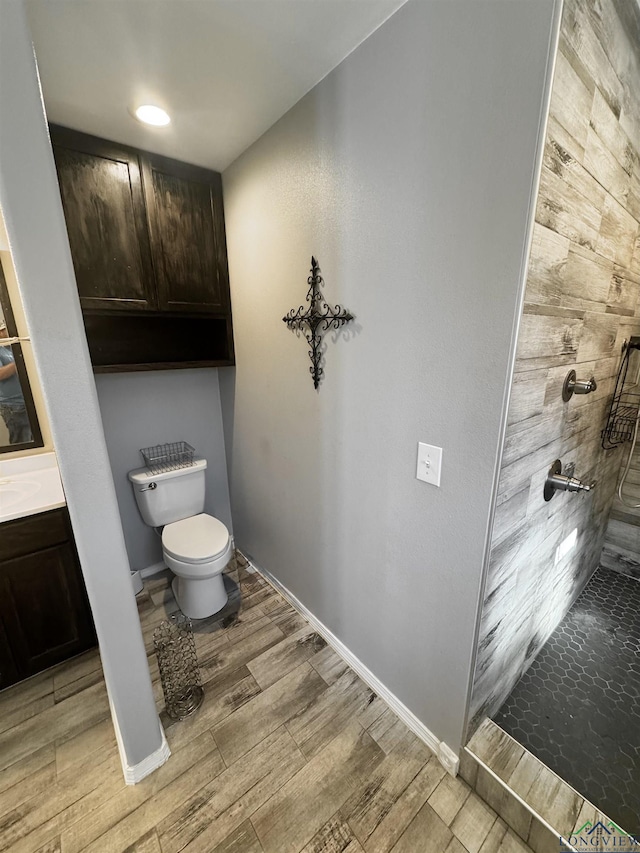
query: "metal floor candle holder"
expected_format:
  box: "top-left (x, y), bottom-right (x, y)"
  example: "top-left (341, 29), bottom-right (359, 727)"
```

top-left (153, 614), bottom-right (204, 720)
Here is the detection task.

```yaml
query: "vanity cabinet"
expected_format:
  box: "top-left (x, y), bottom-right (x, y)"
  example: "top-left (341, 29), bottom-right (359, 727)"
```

top-left (0, 508), bottom-right (96, 690)
top-left (50, 125), bottom-right (234, 372)
top-left (0, 620), bottom-right (19, 690)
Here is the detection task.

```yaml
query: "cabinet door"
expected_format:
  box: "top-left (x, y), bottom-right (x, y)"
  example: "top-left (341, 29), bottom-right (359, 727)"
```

top-left (0, 540), bottom-right (96, 678)
top-left (51, 126), bottom-right (157, 312)
top-left (142, 154), bottom-right (231, 313)
top-left (0, 617), bottom-right (19, 691)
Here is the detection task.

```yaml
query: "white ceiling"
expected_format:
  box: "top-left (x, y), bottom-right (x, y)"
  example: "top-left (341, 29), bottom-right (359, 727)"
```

top-left (26, 0), bottom-right (406, 172)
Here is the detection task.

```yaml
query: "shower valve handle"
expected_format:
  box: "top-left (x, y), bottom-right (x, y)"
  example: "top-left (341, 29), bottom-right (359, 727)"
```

top-left (573, 378), bottom-right (597, 394)
top-left (562, 370), bottom-right (597, 401)
top-left (561, 476), bottom-right (596, 494)
top-left (544, 460), bottom-right (597, 501)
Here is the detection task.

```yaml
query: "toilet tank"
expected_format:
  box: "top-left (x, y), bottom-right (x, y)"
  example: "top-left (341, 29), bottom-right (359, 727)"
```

top-left (128, 457), bottom-right (207, 527)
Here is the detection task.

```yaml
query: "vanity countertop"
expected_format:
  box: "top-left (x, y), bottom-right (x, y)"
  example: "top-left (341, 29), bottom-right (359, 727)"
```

top-left (0, 451), bottom-right (66, 523)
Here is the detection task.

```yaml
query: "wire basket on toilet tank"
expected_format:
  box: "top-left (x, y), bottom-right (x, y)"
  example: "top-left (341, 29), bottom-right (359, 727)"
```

top-left (140, 441), bottom-right (195, 474)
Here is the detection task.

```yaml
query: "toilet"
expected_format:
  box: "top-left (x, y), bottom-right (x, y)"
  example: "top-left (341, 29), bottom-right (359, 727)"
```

top-left (128, 457), bottom-right (233, 619)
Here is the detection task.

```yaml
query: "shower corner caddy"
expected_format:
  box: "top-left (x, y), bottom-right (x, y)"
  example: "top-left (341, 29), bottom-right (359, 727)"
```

top-left (601, 336), bottom-right (640, 450)
top-left (140, 441), bottom-right (195, 474)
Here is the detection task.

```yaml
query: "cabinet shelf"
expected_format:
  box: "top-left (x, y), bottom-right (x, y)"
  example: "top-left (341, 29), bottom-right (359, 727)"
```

top-left (84, 311), bottom-right (234, 372)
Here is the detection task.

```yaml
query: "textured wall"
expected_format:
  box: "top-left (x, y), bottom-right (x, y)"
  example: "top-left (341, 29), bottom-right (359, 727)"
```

top-left (470, 0), bottom-right (640, 730)
top-left (0, 1), bottom-right (162, 770)
top-left (94, 369), bottom-right (233, 572)
top-left (221, 0), bottom-right (558, 754)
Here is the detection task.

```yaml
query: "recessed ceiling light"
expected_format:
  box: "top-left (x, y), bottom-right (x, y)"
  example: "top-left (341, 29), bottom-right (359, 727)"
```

top-left (133, 105), bottom-right (171, 127)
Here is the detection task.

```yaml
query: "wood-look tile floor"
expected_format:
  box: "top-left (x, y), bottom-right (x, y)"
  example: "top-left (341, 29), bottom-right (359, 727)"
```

top-left (0, 554), bottom-right (535, 853)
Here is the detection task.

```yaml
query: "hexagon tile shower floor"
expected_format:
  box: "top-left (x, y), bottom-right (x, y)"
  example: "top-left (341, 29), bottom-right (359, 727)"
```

top-left (494, 567), bottom-right (640, 834)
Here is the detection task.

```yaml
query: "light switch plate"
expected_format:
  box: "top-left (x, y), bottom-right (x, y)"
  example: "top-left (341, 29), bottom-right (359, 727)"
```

top-left (416, 442), bottom-right (442, 487)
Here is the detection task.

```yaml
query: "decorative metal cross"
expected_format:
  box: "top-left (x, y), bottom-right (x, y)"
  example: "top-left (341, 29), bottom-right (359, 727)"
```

top-left (283, 257), bottom-right (354, 389)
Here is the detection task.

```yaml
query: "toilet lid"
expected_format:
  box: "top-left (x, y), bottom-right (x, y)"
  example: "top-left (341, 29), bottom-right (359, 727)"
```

top-left (162, 513), bottom-right (230, 563)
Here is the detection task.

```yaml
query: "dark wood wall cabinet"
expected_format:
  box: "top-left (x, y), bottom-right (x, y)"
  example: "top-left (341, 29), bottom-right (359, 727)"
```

top-left (50, 125), bottom-right (234, 372)
top-left (0, 508), bottom-right (96, 691)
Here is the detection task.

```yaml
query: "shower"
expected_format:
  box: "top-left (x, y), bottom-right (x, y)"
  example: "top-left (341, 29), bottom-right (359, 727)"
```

top-left (466, 0), bottom-right (640, 838)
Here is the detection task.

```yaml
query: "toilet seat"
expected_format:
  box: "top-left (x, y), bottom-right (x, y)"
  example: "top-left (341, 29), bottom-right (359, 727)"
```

top-left (162, 513), bottom-right (230, 564)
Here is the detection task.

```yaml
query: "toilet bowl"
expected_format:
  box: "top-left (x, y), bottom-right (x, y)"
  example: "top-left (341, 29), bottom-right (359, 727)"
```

top-left (162, 513), bottom-right (233, 619)
top-left (128, 457), bottom-right (233, 619)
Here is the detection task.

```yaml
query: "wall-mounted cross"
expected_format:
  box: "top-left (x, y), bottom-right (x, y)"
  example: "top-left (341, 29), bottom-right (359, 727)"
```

top-left (283, 257), bottom-right (354, 389)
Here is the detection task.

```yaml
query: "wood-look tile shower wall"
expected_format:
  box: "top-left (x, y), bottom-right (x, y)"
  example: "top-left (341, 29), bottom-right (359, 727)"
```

top-left (469, 0), bottom-right (640, 730)
top-left (601, 439), bottom-right (640, 579)
top-left (601, 338), bottom-right (640, 577)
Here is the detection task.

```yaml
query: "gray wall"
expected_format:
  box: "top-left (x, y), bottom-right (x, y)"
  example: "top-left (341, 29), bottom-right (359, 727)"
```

top-left (95, 368), bottom-right (233, 572)
top-left (470, 0), bottom-right (640, 730)
top-left (0, 0), bottom-right (162, 771)
top-left (221, 0), bottom-right (559, 754)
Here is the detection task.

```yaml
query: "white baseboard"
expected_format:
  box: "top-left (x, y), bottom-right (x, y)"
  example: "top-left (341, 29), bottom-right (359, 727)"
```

top-left (122, 728), bottom-right (171, 785)
top-left (244, 553), bottom-right (459, 777)
top-left (438, 742), bottom-right (460, 777)
top-left (109, 698), bottom-right (171, 785)
top-left (140, 561), bottom-right (167, 579)
top-left (130, 569), bottom-right (144, 596)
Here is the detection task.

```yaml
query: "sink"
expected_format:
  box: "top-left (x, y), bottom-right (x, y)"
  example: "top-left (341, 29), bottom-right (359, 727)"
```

top-left (0, 453), bottom-right (65, 523)
top-left (0, 479), bottom-right (41, 510)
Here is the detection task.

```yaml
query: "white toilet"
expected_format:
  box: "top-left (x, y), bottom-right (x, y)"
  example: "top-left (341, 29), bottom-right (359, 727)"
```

top-left (128, 458), bottom-right (233, 619)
